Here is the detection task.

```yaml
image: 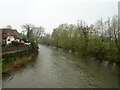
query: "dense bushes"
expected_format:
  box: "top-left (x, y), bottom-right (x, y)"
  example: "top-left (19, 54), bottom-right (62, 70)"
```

top-left (31, 41), bottom-right (39, 53)
top-left (11, 41), bottom-right (19, 46)
top-left (2, 41), bottom-right (39, 61)
top-left (2, 43), bottom-right (29, 53)
top-left (40, 16), bottom-right (119, 62)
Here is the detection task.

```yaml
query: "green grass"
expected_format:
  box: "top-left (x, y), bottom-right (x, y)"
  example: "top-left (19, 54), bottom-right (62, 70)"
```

top-left (2, 54), bottom-right (35, 74)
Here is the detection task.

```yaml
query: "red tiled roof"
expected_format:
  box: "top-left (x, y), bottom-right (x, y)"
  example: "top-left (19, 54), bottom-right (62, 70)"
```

top-left (0, 28), bottom-right (20, 39)
top-left (12, 30), bottom-right (20, 39)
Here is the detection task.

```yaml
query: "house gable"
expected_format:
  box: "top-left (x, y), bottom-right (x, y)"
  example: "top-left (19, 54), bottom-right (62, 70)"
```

top-left (0, 28), bottom-right (20, 45)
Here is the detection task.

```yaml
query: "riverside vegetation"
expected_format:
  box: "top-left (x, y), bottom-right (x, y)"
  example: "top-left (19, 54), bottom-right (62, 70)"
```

top-left (2, 41), bottom-right (38, 74)
top-left (40, 15), bottom-right (119, 63)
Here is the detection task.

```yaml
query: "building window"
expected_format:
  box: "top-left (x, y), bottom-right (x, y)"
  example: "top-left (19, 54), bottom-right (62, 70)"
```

top-left (8, 39), bottom-right (10, 41)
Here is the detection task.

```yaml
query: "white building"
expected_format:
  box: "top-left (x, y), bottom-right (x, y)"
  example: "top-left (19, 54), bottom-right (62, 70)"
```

top-left (6, 36), bottom-right (15, 45)
top-left (1, 28), bottom-right (21, 45)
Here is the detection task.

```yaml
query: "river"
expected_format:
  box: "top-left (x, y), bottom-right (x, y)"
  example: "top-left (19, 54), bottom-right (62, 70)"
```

top-left (2, 45), bottom-right (118, 88)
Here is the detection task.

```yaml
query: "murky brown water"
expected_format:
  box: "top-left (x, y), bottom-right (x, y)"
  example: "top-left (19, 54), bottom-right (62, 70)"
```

top-left (2, 45), bottom-right (118, 88)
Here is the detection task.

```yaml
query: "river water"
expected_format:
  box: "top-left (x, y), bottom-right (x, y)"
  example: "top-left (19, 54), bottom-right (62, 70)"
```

top-left (3, 45), bottom-right (118, 88)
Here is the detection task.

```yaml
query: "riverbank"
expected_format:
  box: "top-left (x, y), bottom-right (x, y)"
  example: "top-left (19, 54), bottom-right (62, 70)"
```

top-left (2, 54), bottom-right (36, 74)
top-left (42, 44), bottom-right (119, 64)
top-left (40, 19), bottom-right (119, 63)
top-left (2, 42), bottom-right (39, 75)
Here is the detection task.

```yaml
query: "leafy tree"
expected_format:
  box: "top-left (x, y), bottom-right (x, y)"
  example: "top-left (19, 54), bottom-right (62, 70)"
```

top-left (44, 15), bottom-right (119, 62)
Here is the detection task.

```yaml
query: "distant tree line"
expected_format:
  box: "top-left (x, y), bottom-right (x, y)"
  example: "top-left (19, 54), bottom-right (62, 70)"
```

top-left (40, 15), bottom-right (119, 62)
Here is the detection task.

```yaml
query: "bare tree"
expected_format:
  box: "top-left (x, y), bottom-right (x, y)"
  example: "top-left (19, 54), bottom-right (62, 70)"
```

top-left (21, 24), bottom-right (45, 42)
top-left (21, 24), bottom-right (35, 40)
top-left (33, 26), bottom-right (45, 40)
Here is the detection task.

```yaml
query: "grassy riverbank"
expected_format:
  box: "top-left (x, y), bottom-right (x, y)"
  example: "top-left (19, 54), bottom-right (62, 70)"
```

top-left (2, 54), bottom-right (36, 74)
top-left (2, 42), bottom-right (39, 74)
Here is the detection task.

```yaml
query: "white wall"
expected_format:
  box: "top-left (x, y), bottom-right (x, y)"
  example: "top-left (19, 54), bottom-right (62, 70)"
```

top-left (15, 39), bottom-right (20, 42)
top-left (6, 36), bottom-right (15, 45)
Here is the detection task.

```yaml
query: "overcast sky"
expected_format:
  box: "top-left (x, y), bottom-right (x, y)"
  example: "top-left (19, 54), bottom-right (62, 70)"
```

top-left (0, 0), bottom-right (119, 33)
